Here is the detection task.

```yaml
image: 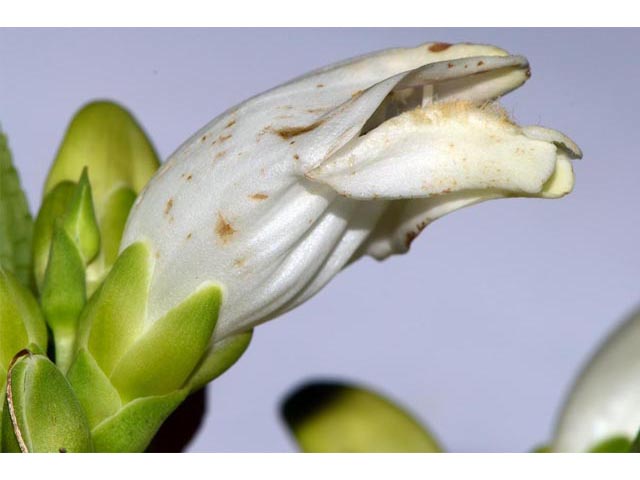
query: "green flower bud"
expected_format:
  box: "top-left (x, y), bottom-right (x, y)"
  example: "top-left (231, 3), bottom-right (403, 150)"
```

top-left (282, 381), bottom-right (442, 453)
top-left (1, 351), bottom-right (92, 453)
top-left (0, 130), bottom-right (34, 291)
top-left (44, 101), bottom-right (160, 211)
top-left (62, 168), bottom-right (100, 265)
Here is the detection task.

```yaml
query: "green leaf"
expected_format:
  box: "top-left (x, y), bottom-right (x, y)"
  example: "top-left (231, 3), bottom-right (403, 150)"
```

top-left (186, 330), bottom-right (253, 393)
top-left (91, 390), bottom-right (186, 453)
top-left (32, 181), bottom-right (75, 291)
top-left (110, 284), bottom-right (221, 402)
top-left (44, 101), bottom-right (160, 215)
top-left (1, 351), bottom-right (93, 452)
top-left (0, 268), bottom-right (48, 373)
top-left (0, 131), bottom-right (34, 290)
top-left (80, 241), bottom-right (152, 376)
top-left (63, 168), bottom-right (100, 265)
top-left (40, 222), bottom-right (86, 371)
top-left (629, 428), bottom-right (640, 453)
top-left (588, 435), bottom-right (632, 453)
top-left (66, 349), bottom-right (121, 428)
top-left (282, 381), bottom-right (442, 453)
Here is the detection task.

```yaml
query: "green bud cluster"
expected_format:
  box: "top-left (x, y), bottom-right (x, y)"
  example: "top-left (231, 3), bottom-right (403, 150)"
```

top-left (0, 102), bottom-right (252, 452)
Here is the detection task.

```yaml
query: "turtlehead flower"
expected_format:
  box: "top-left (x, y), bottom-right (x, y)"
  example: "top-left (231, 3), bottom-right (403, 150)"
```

top-left (552, 309), bottom-right (640, 452)
top-left (121, 42), bottom-right (581, 342)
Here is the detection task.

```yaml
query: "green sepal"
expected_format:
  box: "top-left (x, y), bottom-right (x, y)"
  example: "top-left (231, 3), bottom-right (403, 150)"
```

top-left (186, 330), bottom-right (253, 393)
top-left (79, 241), bottom-right (152, 376)
top-left (282, 381), bottom-right (442, 453)
top-left (0, 130), bottom-right (34, 290)
top-left (85, 186), bottom-right (137, 292)
top-left (110, 284), bottom-right (221, 402)
top-left (32, 181), bottom-right (75, 291)
top-left (63, 168), bottom-right (100, 265)
top-left (1, 351), bottom-right (93, 452)
top-left (40, 222), bottom-right (86, 371)
top-left (44, 101), bottom-right (160, 214)
top-left (588, 435), bottom-right (632, 453)
top-left (0, 268), bottom-right (48, 373)
top-left (91, 390), bottom-right (187, 453)
top-left (66, 349), bottom-right (121, 428)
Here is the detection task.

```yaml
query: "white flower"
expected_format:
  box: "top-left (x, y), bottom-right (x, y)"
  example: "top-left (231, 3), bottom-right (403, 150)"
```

top-left (121, 42), bottom-right (581, 341)
top-left (552, 309), bottom-right (640, 452)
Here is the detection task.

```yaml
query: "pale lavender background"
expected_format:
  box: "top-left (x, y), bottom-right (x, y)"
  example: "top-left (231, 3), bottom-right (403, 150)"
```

top-left (1, 28), bottom-right (638, 452)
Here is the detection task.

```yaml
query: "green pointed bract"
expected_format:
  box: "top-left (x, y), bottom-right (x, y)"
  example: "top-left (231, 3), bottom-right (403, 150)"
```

top-left (282, 381), bottom-right (442, 453)
top-left (0, 131), bottom-right (34, 290)
top-left (86, 186), bottom-right (137, 290)
top-left (32, 181), bottom-right (76, 291)
top-left (40, 222), bottom-right (86, 371)
top-left (588, 435), bottom-right (632, 453)
top-left (80, 241), bottom-right (152, 376)
top-left (186, 330), bottom-right (253, 393)
top-left (629, 428), bottom-right (640, 453)
top-left (43, 101), bottom-right (160, 215)
top-left (0, 268), bottom-right (48, 376)
top-left (63, 168), bottom-right (100, 265)
top-left (91, 390), bottom-right (187, 453)
top-left (66, 349), bottom-right (121, 428)
top-left (1, 351), bottom-right (92, 452)
top-left (110, 284), bottom-right (221, 402)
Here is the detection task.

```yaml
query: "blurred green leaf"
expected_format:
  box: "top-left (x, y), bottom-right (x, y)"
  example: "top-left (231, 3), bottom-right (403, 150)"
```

top-left (0, 131), bottom-right (33, 290)
top-left (628, 428), bottom-right (640, 453)
top-left (1, 351), bottom-right (92, 452)
top-left (44, 101), bottom-right (160, 214)
top-left (282, 381), bottom-right (442, 453)
top-left (588, 436), bottom-right (632, 453)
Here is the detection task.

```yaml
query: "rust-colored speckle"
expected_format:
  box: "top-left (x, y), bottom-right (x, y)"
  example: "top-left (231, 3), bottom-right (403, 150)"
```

top-left (186, 233), bottom-right (192, 240)
top-left (293, 154), bottom-right (300, 160)
top-left (429, 42), bottom-right (452, 52)
top-left (234, 258), bottom-right (245, 268)
top-left (215, 150), bottom-right (227, 160)
top-left (477, 60), bottom-right (484, 66)
top-left (225, 119), bottom-right (236, 129)
top-left (216, 213), bottom-right (236, 242)
top-left (275, 120), bottom-right (323, 140)
top-left (351, 90), bottom-right (364, 100)
top-left (464, 64), bottom-right (468, 69)
top-left (250, 193), bottom-right (269, 201)
top-left (186, 174), bottom-right (193, 181)
top-left (201, 134), bottom-right (208, 142)
top-left (405, 231), bottom-right (418, 248)
top-left (525, 68), bottom-right (532, 78)
top-left (289, 140), bottom-right (296, 145)
top-left (307, 108), bottom-right (326, 114)
top-left (219, 133), bottom-right (232, 143)
top-left (316, 83), bottom-right (325, 88)
top-left (164, 198), bottom-right (173, 216)
top-left (447, 63), bottom-right (454, 68)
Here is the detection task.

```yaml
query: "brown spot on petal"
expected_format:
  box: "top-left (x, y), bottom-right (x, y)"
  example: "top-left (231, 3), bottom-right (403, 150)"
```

top-left (219, 133), bottom-right (232, 143)
top-left (225, 119), bottom-right (236, 128)
top-left (525, 68), bottom-right (532, 78)
top-left (477, 60), bottom-right (484, 66)
top-left (216, 213), bottom-right (236, 242)
top-left (164, 198), bottom-right (173, 216)
top-left (234, 258), bottom-right (245, 267)
top-left (250, 193), bottom-right (268, 200)
top-left (201, 134), bottom-right (208, 142)
top-left (293, 154), bottom-right (300, 160)
top-left (447, 63), bottom-right (454, 68)
top-left (186, 232), bottom-right (192, 240)
top-left (316, 83), bottom-right (325, 88)
top-left (429, 42), bottom-right (452, 52)
top-left (186, 174), bottom-right (193, 181)
top-left (351, 90), bottom-right (363, 100)
top-left (405, 231), bottom-right (418, 248)
top-left (215, 150), bottom-right (227, 160)
top-left (275, 120), bottom-right (323, 140)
